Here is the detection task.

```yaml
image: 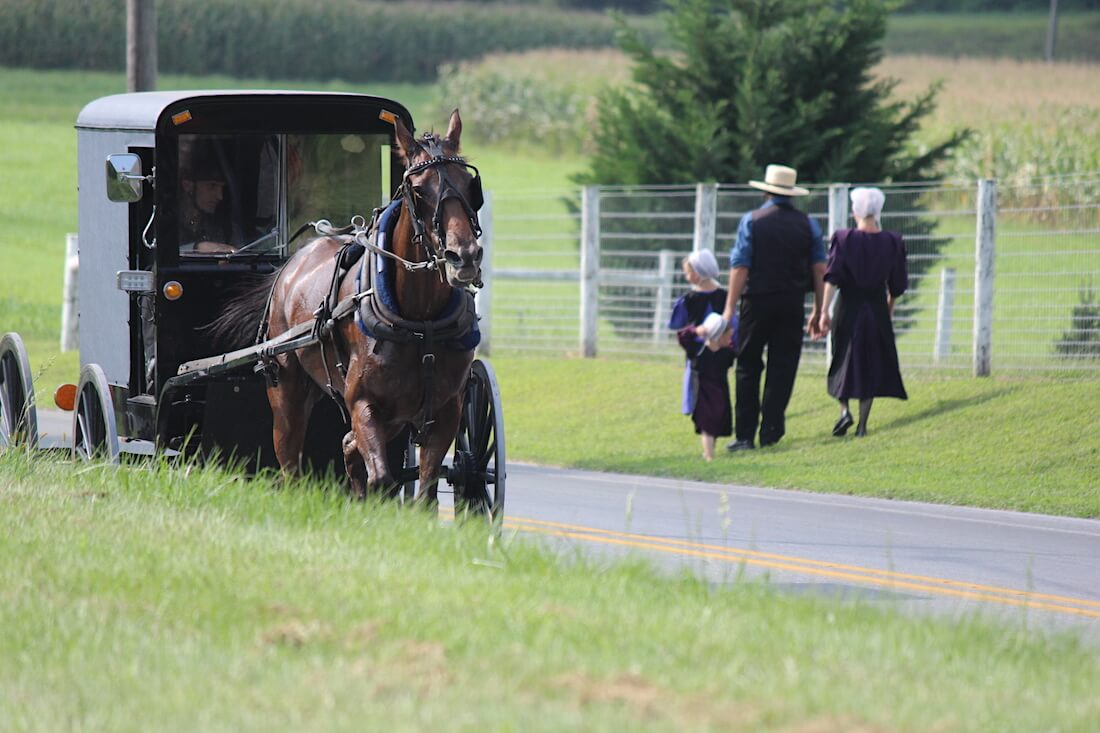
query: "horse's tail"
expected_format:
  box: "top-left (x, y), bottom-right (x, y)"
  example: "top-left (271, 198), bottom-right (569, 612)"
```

top-left (201, 269), bottom-right (282, 350)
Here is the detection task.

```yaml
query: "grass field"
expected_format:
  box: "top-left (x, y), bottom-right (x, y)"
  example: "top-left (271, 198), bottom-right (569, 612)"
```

top-left (877, 55), bottom-right (1100, 181)
top-left (492, 355), bottom-right (1100, 518)
top-left (2, 452), bottom-right (1099, 732)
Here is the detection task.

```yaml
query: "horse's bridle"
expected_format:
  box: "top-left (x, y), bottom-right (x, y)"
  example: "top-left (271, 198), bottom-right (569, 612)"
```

top-left (399, 147), bottom-right (483, 281)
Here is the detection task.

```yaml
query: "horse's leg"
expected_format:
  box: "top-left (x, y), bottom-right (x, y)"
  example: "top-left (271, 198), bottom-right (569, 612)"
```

top-left (342, 431), bottom-right (367, 499)
top-left (267, 356), bottom-right (317, 476)
top-left (347, 399), bottom-right (396, 497)
top-left (415, 396), bottom-right (463, 506)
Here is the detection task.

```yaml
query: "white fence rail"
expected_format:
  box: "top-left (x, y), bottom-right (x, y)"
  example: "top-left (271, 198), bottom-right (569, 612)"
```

top-left (479, 174), bottom-right (1100, 375)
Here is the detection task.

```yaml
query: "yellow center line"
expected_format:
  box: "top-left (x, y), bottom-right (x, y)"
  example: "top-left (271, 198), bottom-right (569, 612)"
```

top-left (484, 514), bottom-right (1100, 620)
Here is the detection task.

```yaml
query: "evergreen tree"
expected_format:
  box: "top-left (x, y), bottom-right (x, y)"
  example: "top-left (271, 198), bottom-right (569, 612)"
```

top-left (579, 0), bottom-right (967, 186)
top-left (1056, 282), bottom-right (1100, 358)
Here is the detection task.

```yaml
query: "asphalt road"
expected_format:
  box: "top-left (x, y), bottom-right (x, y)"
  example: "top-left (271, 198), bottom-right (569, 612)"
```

top-left (34, 409), bottom-right (1100, 644)
top-left (503, 462), bottom-right (1100, 644)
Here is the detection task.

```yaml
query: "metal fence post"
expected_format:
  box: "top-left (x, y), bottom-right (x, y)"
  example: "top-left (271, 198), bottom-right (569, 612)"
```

top-left (827, 183), bottom-right (850, 237)
top-left (973, 179), bottom-right (997, 376)
top-left (475, 190), bottom-right (493, 356)
top-left (580, 185), bottom-right (600, 357)
top-left (653, 249), bottom-right (677, 343)
top-left (934, 267), bottom-right (956, 364)
top-left (825, 184), bottom-right (849, 369)
top-left (61, 233), bottom-right (79, 352)
top-left (693, 183), bottom-right (717, 254)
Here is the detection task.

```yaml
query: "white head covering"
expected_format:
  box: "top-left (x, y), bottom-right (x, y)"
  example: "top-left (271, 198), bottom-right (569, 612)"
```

top-left (686, 249), bottom-right (719, 282)
top-left (850, 187), bottom-right (886, 222)
top-left (701, 312), bottom-right (726, 341)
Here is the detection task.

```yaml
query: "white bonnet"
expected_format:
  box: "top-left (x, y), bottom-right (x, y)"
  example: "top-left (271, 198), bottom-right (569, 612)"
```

top-left (850, 187), bottom-right (886, 221)
top-left (686, 249), bottom-right (719, 281)
top-left (701, 312), bottom-right (726, 341)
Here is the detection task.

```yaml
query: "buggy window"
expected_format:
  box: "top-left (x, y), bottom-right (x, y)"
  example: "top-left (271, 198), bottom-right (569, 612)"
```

top-left (286, 133), bottom-right (389, 254)
top-left (176, 132), bottom-right (389, 259)
top-left (177, 134), bottom-right (280, 257)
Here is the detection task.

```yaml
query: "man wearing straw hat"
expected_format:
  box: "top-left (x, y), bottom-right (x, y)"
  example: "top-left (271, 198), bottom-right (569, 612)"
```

top-left (718, 164), bottom-right (827, 451)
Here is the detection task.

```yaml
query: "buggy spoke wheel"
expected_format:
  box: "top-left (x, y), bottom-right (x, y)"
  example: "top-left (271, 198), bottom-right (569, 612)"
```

top-left (71, 364), bottom-right (120, 463)
top-left (451, 358), bottom-right (505, 523)
top-left (0, 332), bottom-right (39, 450)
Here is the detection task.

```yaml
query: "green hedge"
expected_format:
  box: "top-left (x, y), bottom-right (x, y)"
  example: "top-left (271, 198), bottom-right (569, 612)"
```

top-left (886, 12), bottom-right (1100, 61)
top-left (0, 0), bottom-right (661, 83)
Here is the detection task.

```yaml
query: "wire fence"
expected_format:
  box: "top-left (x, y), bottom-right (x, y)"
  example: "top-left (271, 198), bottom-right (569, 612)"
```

top-left (477, 173), bottom-right (1100, 375)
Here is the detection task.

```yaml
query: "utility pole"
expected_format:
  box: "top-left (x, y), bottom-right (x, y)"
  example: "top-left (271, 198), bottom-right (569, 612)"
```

top-left (127, 0), bottom-right (157, 91)
top-left (1045, 0), bottom-right (1059, 63)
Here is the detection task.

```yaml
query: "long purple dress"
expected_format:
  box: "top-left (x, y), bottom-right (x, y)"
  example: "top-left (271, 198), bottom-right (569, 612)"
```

top-left (668, 288), bottom-right (736, 437)
top-left (826, 229), bottom-right (908, 400)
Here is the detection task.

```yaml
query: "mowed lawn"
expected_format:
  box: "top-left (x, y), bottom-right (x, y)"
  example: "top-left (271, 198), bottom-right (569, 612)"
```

top-left (492, 355), bottom-right (1100, 518)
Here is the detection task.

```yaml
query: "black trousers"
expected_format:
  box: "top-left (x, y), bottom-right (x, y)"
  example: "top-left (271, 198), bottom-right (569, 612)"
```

top-left (734, 292), bottom-right (807, 445)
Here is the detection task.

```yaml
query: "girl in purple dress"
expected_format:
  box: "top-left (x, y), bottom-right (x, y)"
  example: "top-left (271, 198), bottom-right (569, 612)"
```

top-left (669, 250), bottom-right (737, 461)
top-left (816, 187), bottom-right (908, 437)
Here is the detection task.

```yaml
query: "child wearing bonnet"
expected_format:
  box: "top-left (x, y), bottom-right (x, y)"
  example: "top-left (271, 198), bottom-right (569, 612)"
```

top-left (668, 249), bottom-right (738, 461)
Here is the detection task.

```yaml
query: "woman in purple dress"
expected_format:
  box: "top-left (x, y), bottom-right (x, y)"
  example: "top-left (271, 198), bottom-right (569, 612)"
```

top-left (816, 187), bottom-right (908, 437)
top-left (668, 250), bottom-right (737, 461)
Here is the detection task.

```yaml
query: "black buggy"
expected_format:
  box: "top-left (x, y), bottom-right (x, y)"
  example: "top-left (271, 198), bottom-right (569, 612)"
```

top-left (0, 91), bottom-right (504, 518)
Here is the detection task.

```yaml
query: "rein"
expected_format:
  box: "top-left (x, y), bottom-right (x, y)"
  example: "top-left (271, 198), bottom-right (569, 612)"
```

top-left (316, 215), bottom-right (437, 275)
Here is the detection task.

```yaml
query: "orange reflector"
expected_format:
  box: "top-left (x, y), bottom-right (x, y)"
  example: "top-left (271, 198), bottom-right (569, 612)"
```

top-left (379, 110), bottom-right (396, 124)
top-left (163, 280), bottom-right (183, 301)
top-left (171, 110), bottom-right (193, 125)
top-left (54, 383), bottom-right (77, 411)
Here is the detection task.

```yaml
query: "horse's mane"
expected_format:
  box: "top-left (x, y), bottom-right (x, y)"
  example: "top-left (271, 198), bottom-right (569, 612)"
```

top-left (201, 269), bottom-right (282, 351)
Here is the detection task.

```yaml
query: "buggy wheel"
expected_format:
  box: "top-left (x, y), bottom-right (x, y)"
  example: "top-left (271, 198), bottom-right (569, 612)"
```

top-left (451, 358), bottom-right (505, 522)
top-left (0, 332), bottom-right (39, 450)
top-left (72, 364), bottom-right (120, 463)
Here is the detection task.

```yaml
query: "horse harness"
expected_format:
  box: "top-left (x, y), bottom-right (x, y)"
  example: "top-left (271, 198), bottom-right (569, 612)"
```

top-left (256, 152), bottom-right (482, 443)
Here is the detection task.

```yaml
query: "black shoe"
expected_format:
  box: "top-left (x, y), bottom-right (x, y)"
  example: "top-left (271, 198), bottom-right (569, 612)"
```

top-left (832, 412), bottom-right (854, 437)
top-left (855, 426), bottom-right (868, 437)
top-left (726, 439), bottom-right (755, 453)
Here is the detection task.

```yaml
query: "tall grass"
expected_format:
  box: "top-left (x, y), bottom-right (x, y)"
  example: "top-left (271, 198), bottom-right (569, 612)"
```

top-left (2, 451), bottom-right (1099, 731)
top-left (878, 56), bottom-right (1100, 184)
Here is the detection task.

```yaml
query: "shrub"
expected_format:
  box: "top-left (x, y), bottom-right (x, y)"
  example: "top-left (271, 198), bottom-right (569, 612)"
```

top-left (1056, 281), bottom-right (1100, 358)
top-left (431, 50), bottom-right (630, 153)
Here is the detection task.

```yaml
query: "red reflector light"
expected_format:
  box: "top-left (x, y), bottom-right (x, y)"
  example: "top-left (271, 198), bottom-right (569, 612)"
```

top-left (54, 383), bottom-right (77, 411)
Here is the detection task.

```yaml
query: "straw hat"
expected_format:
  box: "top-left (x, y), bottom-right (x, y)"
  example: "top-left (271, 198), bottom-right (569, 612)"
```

top-left (749, 164), bottom-right (809, 197)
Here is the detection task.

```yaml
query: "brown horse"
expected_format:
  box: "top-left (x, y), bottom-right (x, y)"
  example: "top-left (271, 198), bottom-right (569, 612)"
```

top-left (215, 110), bottom-right (483, 500)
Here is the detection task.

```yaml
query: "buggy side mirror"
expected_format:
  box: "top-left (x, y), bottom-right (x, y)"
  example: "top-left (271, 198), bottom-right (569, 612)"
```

top-left (105, 153), bottom-right (147, 203)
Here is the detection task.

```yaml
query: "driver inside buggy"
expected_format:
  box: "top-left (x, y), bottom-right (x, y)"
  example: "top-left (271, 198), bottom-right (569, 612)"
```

top-left (177, 136), bottom-right (280, 256)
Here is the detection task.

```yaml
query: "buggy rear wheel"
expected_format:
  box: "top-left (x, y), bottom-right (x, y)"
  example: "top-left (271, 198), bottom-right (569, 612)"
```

top-left (450, 358), bottom-right (505, 522)
top-left (72, 364), bottom-right (120, 463)
top-left (0, 332), bottom-right (39, 450)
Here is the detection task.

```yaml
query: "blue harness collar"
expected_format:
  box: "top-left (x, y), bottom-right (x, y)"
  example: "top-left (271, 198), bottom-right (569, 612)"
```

top-left (354, 199), bottom-right (480, 351)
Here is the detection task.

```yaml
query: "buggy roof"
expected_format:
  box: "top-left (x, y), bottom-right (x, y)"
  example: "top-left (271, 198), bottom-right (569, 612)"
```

top-left (75, 90), bottom-right (412, 132)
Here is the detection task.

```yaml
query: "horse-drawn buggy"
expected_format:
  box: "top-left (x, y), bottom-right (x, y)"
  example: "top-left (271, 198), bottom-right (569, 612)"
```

top-left (0, 90), bottom-right (504, 518)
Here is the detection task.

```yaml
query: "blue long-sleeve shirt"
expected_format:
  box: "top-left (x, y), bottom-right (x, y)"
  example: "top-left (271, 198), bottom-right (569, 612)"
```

top-left (729, 197), bottom-right (826, 270)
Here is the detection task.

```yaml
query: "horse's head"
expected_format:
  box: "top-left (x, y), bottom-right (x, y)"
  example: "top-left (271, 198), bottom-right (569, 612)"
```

top-left (394, 109), bottom-right (484, 288)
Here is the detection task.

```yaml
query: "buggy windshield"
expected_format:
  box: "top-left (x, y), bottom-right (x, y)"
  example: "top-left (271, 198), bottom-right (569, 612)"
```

top-left (176, 132), bottom-right (390, 259)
